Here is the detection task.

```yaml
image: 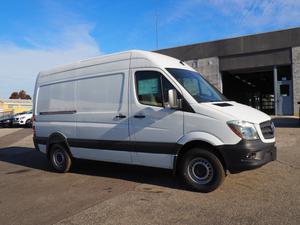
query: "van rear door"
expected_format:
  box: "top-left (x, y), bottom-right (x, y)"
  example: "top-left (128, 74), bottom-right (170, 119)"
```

top-left (35, 80), bottom-right (76, 139)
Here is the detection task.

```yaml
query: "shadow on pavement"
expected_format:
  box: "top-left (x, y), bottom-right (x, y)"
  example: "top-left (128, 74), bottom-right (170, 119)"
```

top-left (0, 146), bottom-right (189, 191)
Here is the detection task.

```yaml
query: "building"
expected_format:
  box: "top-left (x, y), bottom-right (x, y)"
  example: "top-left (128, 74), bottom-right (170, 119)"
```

top-left (0, 99), bottom-right (32, 120)
top-left (157, 27), bottom-right (300, 116)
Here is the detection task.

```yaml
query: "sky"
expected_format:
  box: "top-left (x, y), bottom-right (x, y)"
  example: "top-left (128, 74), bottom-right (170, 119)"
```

top-left (0, 0), bottom-right (300, 98)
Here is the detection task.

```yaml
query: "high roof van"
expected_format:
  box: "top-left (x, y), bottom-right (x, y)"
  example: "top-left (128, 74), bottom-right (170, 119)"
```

top-left (33, 50), bottom-right (276, 192)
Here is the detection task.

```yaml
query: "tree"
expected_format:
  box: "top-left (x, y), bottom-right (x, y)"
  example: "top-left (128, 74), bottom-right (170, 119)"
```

top-left (18, 90), bottom-right (27, 99)
top-left (9, 90), bottom-right (31, 100)
top-left (9, 92), bottom-right (19, 99)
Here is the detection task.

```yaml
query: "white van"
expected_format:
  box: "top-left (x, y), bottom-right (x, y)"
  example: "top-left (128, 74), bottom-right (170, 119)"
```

top-left (33, 50), bottom-right (276, 192)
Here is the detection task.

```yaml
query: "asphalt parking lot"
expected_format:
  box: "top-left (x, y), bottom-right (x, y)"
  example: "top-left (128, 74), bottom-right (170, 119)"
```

top-left (0, 126), bottom-right (299, 225)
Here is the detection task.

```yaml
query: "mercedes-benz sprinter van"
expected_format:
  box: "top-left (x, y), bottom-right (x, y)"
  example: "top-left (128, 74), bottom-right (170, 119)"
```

top-left (33, 50), bottom-right (276, 192)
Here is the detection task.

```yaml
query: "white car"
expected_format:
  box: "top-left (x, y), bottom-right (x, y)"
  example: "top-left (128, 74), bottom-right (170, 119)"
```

top-left (32, 50), bottom-right (276, 192)
top-left (13, 111), bottom-right (33, 127)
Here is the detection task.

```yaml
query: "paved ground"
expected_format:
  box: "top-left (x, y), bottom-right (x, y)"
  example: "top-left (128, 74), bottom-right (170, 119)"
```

top-left (0, 127), bottom-right (299, 225)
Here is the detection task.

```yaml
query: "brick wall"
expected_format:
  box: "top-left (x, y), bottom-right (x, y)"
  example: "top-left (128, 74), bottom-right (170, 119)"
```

top-left (292, 47), bottom-right (300, 116)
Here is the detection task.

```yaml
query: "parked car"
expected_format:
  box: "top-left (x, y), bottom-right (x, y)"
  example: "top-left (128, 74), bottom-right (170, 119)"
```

top-left (0, 111), bottom-right (14, 128)
top-left (13, 111), bottom-right (33, 127)
top-left (0, 117), bottom-right (13, 128)
top-left (33, 50), bottom-right (276, 192)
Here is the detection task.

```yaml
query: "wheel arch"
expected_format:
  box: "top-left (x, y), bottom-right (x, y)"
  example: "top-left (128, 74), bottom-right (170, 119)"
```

top-left (46, 132), bottom-right (72, 159)
top-left (174, 140), bottom-right (227, 175)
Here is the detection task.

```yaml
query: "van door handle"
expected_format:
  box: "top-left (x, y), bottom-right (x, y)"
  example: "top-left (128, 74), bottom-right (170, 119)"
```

top-left (134, 114), bottom-right (146, 118)
top-left (115, 113), bottom-right (126, 119)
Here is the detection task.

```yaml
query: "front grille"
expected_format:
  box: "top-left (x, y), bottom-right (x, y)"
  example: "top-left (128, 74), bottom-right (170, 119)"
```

top-left (260, 120), bottom-right (274, 139)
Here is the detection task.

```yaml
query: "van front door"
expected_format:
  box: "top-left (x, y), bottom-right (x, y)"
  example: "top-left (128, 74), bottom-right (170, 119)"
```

top-left (129, 69), bottom-right (184, 169)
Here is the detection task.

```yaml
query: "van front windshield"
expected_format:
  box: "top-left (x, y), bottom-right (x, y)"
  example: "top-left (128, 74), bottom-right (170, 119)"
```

top-left (166, 68), bottom-right (227, 103)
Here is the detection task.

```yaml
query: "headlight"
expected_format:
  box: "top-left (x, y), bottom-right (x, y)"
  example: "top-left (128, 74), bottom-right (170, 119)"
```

top-left (20, 116), bottom-right (25, 120)
top-left (227, 120), bottom-right (259, 140)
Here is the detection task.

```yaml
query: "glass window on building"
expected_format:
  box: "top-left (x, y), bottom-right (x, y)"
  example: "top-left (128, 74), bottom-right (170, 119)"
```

top-left (277, 66), bottom-right (292, 81)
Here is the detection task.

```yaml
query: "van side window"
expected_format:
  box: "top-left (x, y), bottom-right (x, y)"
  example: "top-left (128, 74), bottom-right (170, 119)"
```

top-left (37, 81), bottom-right (75, 113)
top-left (77, 74), bottom-right (124, 112)
top-left (135, 71), bottom-right (163, 107)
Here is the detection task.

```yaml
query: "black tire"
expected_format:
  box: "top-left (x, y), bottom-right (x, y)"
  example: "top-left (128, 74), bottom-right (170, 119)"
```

top-left (179, 148), bottom-right (225, 192)
top-left (4, 122), bottom-right (12, 128)
top-left (25, 119), bottom-right (32, 128)
top-left (49, 144), bottom-right (72, 173)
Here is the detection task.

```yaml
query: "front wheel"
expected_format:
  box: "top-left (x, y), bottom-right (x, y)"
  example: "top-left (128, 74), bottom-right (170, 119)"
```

top-left (179, 148), bottom-right (225, 192)
top-left (25, 119), bottom-right (32, 128)
top-left (49, 144), bottom-right (72, 173)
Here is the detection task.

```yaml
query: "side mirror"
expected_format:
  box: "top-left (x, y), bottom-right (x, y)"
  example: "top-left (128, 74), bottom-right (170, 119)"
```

top-left (168, 89), bottom-right (181, 109)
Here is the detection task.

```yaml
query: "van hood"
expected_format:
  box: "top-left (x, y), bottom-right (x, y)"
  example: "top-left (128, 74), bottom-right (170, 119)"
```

top-left (201, 101), bottom-right (271, 124)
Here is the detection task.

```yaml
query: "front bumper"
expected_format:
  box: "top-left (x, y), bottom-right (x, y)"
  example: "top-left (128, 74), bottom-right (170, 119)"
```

top-left (13, 119), bottom-right (28, 125)
top-left (217, 139), bottom-right (277, 173)
top-left (13, 120), bottom-right (21, 125)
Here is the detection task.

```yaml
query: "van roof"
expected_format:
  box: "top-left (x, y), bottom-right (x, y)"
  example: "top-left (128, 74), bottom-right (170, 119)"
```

top-left (38, 50), bottom-right (193, 78)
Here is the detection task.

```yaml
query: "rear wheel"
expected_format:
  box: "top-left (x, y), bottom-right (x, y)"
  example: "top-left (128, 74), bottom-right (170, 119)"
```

top-left (179, 148), bottom-right (225, 192)
top-left (49, 144), bottom-right (72, 173)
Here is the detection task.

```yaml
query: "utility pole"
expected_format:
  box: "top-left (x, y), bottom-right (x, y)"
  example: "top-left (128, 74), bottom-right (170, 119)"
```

top-left (155, 9), bottom-right (158, 49)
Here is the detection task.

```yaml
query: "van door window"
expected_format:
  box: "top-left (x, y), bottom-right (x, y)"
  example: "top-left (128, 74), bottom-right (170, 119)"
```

top-left (135, 70), bottom-right (182, 108)
top-left (135, 71), bottom-right (163, 107)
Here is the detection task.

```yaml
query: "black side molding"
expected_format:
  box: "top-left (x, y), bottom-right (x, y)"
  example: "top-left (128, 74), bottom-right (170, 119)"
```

top-left (39, 110), bottom-right (77, 115)
top-left (33, 136), bottom-right (181, 155)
